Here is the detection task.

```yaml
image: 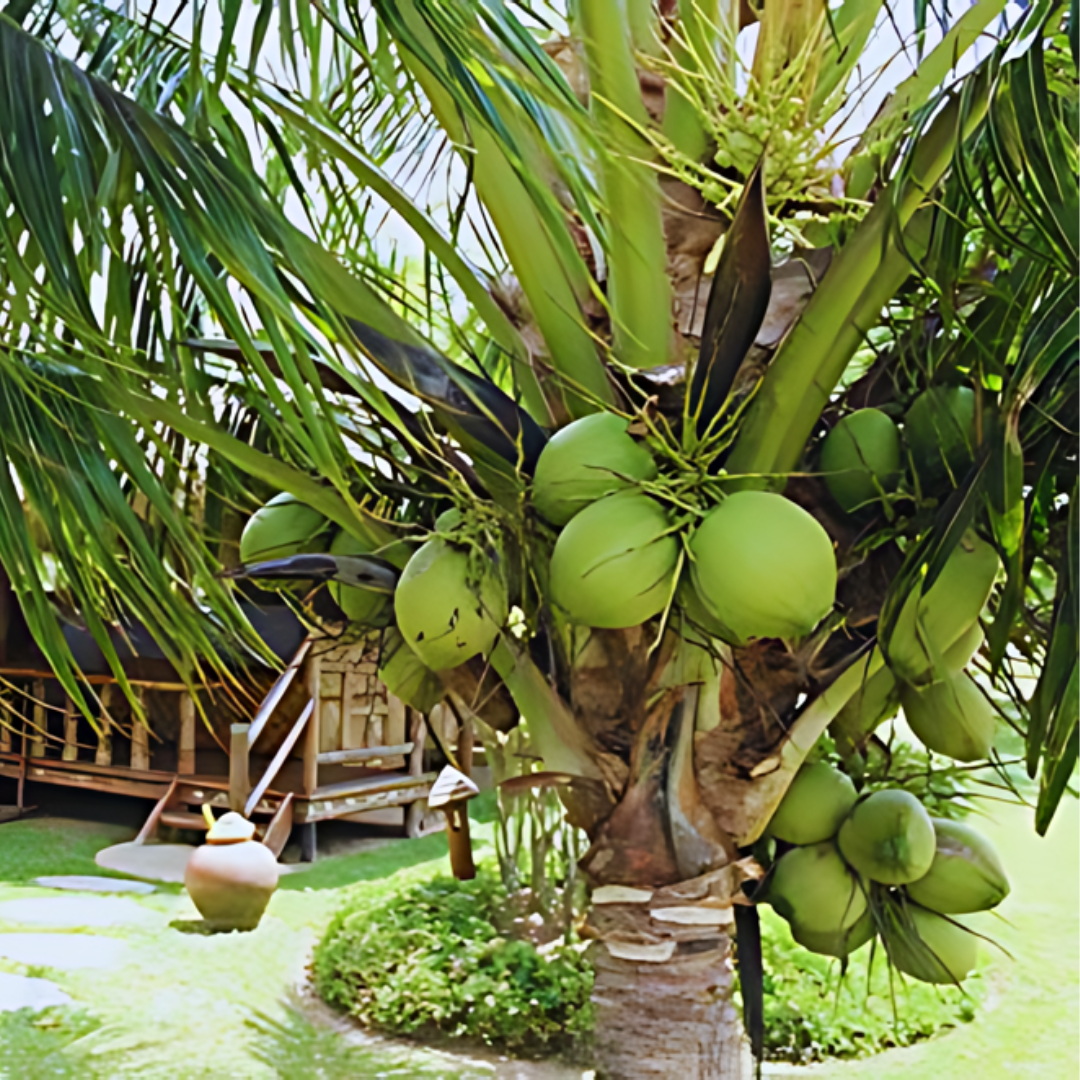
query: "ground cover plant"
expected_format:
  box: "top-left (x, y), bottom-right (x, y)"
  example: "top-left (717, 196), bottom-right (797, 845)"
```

top-left (0, 0), bottom-right (1076, 1076)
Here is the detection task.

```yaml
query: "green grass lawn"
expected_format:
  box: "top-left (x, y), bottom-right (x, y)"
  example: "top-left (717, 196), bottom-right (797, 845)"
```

top-left (0, 807), bottom-right (518, 1078)
top-left (0, 796), bottom-right (1076, 1078)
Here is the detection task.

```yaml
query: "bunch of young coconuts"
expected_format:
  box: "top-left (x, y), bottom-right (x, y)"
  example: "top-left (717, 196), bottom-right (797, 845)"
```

top-left (238, 383), bottom-right (1001, 982)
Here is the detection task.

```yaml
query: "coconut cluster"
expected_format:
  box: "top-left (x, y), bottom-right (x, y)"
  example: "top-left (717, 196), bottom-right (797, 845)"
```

top-left (238, 493), bottom-right (394, 627)
top-left (535, 416), bottom-right (838, 640)
top-left (819, 393), bottom-right (1001, 765)
top-left (762, 761), bottom-right (1009, 981)
top-left (818, 387), bottom-right (977, 517)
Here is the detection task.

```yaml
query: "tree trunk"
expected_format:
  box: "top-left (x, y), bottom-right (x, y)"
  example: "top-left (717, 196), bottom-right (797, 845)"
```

top-left (590, 935), bottom-right (751, 1079)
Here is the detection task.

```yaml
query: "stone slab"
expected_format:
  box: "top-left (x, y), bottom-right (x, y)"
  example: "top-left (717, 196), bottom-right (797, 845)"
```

top-left (0, 933), bottom-right (126, 970)
top-left (0, 897), bottom-right (157, 929)
top-left (0, 971), bottom-right (72, 1012)
top-left (95, 842), bottom-right (195, 884)
top-left (35, 875), bottom-right (156, 895)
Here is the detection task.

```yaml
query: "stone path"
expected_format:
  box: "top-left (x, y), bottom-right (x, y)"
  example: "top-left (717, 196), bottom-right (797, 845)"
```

top-left (35, 875), bottom-right (156, 895)
top-left (0, 897), bottom-right (158, 929)
top-left (95, 841), bottom-right (194, 884)
top-left (0, 933), bottom-right (126, 970)
top-left (0, 971), bottom-right (71, 1012)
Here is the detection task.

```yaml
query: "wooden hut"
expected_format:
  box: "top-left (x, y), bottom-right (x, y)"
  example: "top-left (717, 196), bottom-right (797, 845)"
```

top-left (0, 576), bottom-right (454, 859)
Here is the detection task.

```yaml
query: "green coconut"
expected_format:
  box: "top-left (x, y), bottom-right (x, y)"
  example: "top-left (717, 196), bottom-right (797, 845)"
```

top-left (905, 386), bottom-right (977, 489)
top-left (942, 621), bottom-right (984, 672)
top-left (900, 671), bottom-right (997, 763)
top-left (395, 538), bottom-right (508, 670)
top-left (769, 762), bottom-right (858, 845)
top-left (907, 818), bottom-right (1010, 914)
top-left (689, 491), bottom-right (836, 643)
top-left (887, 905), bottom-right (978, 984)
top-left (830, 657), bottom-right (901, 759)
top-left (886, 533), bottom-right (999, 685)
top-left (326, 530), bottom-right (393, 627)
top-left (768, 841), bottom-right (868, 934)
top-left (838, 789), bottom-right (936, 885)
top-left (821, 408), bottom-right (902, 514)
top-left (377, 628), bottom-right (444, 713)
top-left (677, 575), bottom-right (740, 644)
top-left (239, 493), bottom-right (331, 564)
top-left (532, 413), bottom-right (658, 527)
top-left (550, 492), bottom-right (678, 628)
top-left (791, 908), bottom-right (875, 959)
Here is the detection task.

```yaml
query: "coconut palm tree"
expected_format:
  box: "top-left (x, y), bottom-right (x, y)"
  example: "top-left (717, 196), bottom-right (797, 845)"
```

top-left (0, 0), bottom-right (1076, 1074)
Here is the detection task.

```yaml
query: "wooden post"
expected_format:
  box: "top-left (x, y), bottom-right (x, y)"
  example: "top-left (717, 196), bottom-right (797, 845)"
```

top-left (229, 722), bottom-right (250, 812)
top-left (407, 710), bottom-right (426, 778)
top-left (302, 652), bottom-right (321, 797)
top-left (445, 804), bottom-right (476, 880)
top-left (0, 707), bottom-right (12, 753)
top-left (428, 767), bottom-right (479, 881)
top-left (178, 692), bottom-right (196, 775)
top-left (130, 688), bottom-right (150, 772)
top-left (30, 679), bottom-right (46, 758)
top-left (95, 685), bottom-right (113, 766)
top-left (61, 697), bottom-right (78, 762)
top-left (299, 821), bottom-right (317, 863)
top-left (15, 755), bottom-right (26, 810)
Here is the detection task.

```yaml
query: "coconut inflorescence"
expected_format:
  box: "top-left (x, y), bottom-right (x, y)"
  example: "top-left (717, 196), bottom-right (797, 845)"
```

top-left (550, 492), bottom-right (678, 628)
top-left (394, 536), bottom-right (508, 671)
top-left (532, 413), bottom-right (658, 527)
top-left (769, 762), bottom-right (858, 846)
top-left (821, 408), bottom-right (902, 514)
top-left (688, 491), bottom-right (836, 643)
top-left (838, 789), bottom-right (936, 885)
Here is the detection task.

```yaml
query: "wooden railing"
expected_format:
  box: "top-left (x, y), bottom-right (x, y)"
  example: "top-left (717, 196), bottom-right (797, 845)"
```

top-left (244, 700), bottom-right (313, 817)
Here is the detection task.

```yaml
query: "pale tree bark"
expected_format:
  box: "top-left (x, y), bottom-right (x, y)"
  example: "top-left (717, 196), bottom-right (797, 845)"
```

top-left (591, 938), bottom-right (751, 1079)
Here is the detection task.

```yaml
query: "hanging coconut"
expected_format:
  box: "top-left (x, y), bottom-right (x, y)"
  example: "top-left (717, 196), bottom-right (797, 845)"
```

top-left (327, 530), bottom-right (392, 627)
top-left (905, 386), bottom-right (977, 489)
top-left (907, 818), bottom-right (1010, 914)
top-left (550, 492), bottom-right (678, 628)
top-left (769, 762), bottom-right (858, 846)
top-left (239, 493), bottom-right (331, 564)
top-left (830, 653), bottom-right (901, 758)
top-left (377, 628), bottom-right (444, 713)
top-left (395, 538), bottom-right (508, 671)
top-left (838, 789), bottom-right (936, 885)
top-left (689, 491), bottom-right (836, 643)
top-left (677, 574), bottom-right (739, 644)
top-left (820, 408), bottom-right (902, 514)
top-left (943, 621), bottom-right (985, 672)
top-left (767, 841), bottom-right (868, 934)
top-left (532, 413), bottom-right (658, 526)
top-left (886, 532), bottom-right (999, 685)
top-left (900, 671), bottom-right (997, 763)
top-left (791, 908), bottom-right (875, 959)
top-left (886, 905), bottom-right (978, 984)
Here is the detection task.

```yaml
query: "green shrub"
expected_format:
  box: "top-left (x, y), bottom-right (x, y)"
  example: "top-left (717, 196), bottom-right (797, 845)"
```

top-left (312, 868), bottom-right (593, 1055)
top-left (739, 906), bottom-right (980, 1064)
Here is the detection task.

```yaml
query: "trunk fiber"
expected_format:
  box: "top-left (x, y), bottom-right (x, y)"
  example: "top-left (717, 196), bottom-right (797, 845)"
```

top-left (590, 936), bottom-right (752, 1079)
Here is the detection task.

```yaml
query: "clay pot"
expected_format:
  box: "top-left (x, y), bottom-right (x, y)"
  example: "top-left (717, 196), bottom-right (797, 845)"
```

top-left (183, 811), bottom-right (279, 931)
